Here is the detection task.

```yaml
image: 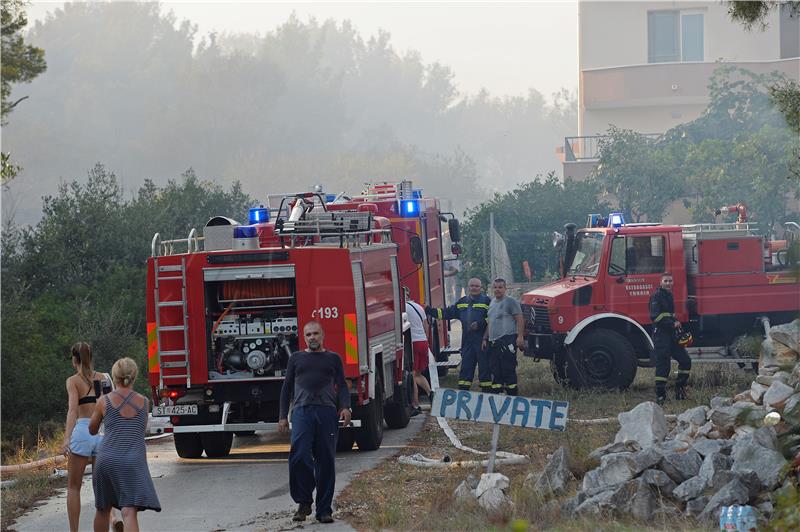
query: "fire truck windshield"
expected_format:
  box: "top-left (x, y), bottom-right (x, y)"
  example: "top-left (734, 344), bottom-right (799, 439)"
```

top-left (567, 232), bottom-right (605, 276)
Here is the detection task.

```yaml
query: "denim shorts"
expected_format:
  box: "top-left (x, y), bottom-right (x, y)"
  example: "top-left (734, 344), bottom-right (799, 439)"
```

top-left (70, 418), bottom-right (101, 457)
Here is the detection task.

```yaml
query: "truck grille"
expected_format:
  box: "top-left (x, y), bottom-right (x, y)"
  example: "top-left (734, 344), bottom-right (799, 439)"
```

top-left (522, 304), bottom-right (552, 334)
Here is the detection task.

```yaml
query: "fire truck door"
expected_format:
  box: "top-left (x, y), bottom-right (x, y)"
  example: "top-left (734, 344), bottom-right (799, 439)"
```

top-left (606, 234), bottom-right (666, 323)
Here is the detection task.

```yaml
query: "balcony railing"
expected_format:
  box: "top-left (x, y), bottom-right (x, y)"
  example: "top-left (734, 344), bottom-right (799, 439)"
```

top-left (564, 134), bottom-right (661, 162)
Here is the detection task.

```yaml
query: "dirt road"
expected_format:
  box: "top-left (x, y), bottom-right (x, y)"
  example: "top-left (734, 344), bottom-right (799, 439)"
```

top-left (13, 415), bottom-right (426, 532)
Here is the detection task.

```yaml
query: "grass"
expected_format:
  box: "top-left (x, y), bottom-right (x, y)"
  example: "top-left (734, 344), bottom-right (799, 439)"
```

top-left (336, 357), bottom-right (754, 531)
top-left (1, 431), bottom-right (67, 531)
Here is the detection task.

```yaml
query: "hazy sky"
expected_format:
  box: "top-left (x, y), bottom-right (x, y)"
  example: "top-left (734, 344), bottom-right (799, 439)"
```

top-left (27, 0), bottom-right (579, 99)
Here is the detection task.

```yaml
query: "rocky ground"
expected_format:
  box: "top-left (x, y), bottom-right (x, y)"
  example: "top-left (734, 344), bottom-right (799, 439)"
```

top-left (527, 319), bottom-right (800, 527)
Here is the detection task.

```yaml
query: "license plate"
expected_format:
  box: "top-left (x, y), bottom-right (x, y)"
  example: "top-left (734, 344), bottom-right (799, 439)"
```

top-left (152, 405), bottom-right (198, 417)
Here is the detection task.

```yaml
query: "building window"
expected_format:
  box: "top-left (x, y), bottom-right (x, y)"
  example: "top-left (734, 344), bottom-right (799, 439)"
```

top-left (648, 10), bottom-right (704, 63)
top-left (780, 3), bottom-right (800, 58)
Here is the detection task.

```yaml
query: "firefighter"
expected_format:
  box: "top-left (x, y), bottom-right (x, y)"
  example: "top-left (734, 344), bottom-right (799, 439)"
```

top-left (427, 277), bottom-right (492, 392)
top-left (649, 272), bottom-right (691, 404)
top-left (482, 278), bottom-right (525, 395)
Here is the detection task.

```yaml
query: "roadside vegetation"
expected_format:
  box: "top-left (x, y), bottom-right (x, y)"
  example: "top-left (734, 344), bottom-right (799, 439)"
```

top-left (337, 359), bottom-right (754, 530)
top-left (0, 432), bottom-right (66, 531)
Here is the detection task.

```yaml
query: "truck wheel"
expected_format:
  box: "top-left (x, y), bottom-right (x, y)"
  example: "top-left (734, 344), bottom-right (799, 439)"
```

top-left (201, 432), bottom-right (233, 458)
top-left (355, 373), bottom-right (384, 451)
top-left (174, 432), bottom-right (203, 458)
top-left (567, 329), bottom-right (637, 390)
top-left (550, 349), bottom-right (570, 387)
top-left (384, 370), bottom-right (413, 429)
top-left (336, 428), bottom-right (355, 452)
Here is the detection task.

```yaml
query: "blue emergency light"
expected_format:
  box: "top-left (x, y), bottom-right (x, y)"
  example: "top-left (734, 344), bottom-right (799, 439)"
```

top-left (400, 199), bottom-right (420, 216)
top-left (609, 212), bottom-right (625, 228)
top-left (248, 205), bottom-right (270, 224)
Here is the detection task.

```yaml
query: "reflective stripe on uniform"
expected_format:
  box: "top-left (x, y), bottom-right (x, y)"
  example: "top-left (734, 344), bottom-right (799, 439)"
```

top-left (435, 308), bottom-right (443, 320)
top-left (654, 376), bottom-right (669, 382)
top-left (479, 381), bottom-right (493, 387)
top-left (458, 380), bottom-right (472, 386)
top-left (456, 304), bottom-right (469, 308)
top-left (491, 384), bottom-right (503, 389)
top-left (654, 312), bottom-right (674, 323)
top-left (506, 383), bottom-right (517, 389)
top-left (472, 303), bottom-right (489, 309)
top-left (677, 369), bottom-right (691, 375)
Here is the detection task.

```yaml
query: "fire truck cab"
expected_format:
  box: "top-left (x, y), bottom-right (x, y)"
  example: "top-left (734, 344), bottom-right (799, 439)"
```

top-left (521, 213), bottom-right (799, 390)
top-left (146, 181), bottom-right (460, 458)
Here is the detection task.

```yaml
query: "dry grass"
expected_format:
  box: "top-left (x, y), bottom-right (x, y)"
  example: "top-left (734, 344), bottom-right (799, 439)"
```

top-left (336, 358), bottom-right (754, 531)
top-left (1, 431), bottom-right (67, 531)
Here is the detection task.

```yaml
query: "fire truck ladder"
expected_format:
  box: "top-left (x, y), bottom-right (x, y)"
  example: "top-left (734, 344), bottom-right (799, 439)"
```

top-left (153, 256), bottom-right (191, 389)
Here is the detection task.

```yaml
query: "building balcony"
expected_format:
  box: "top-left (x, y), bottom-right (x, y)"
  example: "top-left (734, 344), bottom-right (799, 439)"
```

top-left (581, 57), bottom-right (800, 110)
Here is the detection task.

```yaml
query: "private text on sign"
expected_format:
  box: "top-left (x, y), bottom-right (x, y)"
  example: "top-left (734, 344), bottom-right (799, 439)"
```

top-left (432, 388), bottom-right (569, 431)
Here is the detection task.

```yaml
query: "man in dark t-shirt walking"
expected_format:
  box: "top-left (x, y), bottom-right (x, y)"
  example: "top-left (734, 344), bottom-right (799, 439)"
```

top-left (279, 321), bottom-right (351, 524)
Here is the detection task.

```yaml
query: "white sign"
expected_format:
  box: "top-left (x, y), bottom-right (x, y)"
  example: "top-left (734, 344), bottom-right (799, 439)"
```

top-left (431, 388), bottom-right (569, 431)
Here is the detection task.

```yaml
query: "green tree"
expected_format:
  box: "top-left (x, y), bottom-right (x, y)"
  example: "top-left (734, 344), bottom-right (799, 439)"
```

top-left (591, 127), bottom-right (685, 222)
top-left (726, 1), bottom-right (800, 134)
top-left (1, 0), bottom-right (46, 185)
top-left (460, 173), bottom-right (609, 283)
top-left (0, 164), bottom-right (254, 444)
top-left (727, 1), bottom-right (800, 30)
top-left (592, 66), bottom-right (799, 229)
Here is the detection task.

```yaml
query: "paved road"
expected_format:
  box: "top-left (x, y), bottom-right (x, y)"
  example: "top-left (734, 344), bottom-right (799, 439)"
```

top-left (13, 414), bottom-right (427, 532)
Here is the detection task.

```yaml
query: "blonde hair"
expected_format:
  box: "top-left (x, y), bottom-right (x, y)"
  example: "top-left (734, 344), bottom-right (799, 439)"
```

top-left (111, 357), bottom-right (138, 387)
top-left (71, 341), bottom-right (94, 382)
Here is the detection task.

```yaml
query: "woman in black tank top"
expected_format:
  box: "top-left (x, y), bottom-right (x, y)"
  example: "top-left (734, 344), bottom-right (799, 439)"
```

top-left (61, 342), bottom-right (122, 532)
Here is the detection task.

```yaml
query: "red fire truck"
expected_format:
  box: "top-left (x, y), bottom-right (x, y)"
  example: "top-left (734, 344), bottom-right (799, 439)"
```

top-left (521, 212), bottom-right (799, 389)
top-left (146, 181), bottom-right (460, 458)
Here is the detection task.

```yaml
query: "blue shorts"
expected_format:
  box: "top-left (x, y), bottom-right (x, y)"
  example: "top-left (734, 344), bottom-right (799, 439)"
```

top-left (70, 418), bottom-right (101, 457)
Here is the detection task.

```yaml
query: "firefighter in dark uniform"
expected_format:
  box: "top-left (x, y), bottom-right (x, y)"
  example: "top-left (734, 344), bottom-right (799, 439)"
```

top-left (649, 272), bottom-right (691, 404)
top-left (426, 277), bottom-right (492, 392)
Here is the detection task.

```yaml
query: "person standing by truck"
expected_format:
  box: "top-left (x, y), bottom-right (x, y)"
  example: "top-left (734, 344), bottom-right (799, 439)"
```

top-left (482, 278), bottom-right (525, 395)
top-left (649, 272), bottom-right (692, 404)
top-left (278, 321), bottom-right (351, 524)
top-left (427, 277), bottom-right (492, 392)
top-left (405, 291), bottom-right (433, 414)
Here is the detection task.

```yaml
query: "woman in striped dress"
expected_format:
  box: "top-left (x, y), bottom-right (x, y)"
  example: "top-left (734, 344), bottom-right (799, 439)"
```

top-left (89, 358), bottom-right (161, 532)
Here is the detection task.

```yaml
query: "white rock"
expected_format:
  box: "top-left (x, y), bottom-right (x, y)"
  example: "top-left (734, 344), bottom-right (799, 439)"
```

top-left (474, 473), bottom-right (509, 498)
top-left (678, 406), bottom-right (708, 427)
top-left (763, 380), bottom-right (794, 408)
top-left (453, 480), bottom-right (476, 502)
top-left (477, 487), bottom-right (513, 512)
top-left (614, 402), bottom-right (668, 448)
top-left (750, 381), bottom-right (769, 404)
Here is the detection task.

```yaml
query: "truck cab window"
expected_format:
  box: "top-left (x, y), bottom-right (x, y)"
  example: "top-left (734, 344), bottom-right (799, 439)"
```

top-left (568, 232), bottom-right (604, 276)
top-left (608, 236), bottom-right (626, 275)
top-left (626, 236), bottom-right (665, 274)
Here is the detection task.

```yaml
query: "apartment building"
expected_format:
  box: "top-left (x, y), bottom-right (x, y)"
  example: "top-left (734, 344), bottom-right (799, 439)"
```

top-left (562, 1), bottom-right (800, 184)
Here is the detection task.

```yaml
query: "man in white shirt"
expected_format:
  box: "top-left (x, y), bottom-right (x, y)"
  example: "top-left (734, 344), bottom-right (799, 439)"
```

top-left (405, 290), bottom-right (432, 415)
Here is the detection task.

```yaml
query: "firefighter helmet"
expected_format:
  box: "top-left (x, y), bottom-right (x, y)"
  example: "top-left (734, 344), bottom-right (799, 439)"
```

top-left (676, 329), bottom-right (693, 347)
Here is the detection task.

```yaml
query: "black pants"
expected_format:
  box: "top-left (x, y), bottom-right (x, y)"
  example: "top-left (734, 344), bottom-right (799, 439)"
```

top-left (653, 329), bottom-right (691, 397)
top-left (489, 334), bottom-right (518, 395)
top-left (289, 405), bottom-right (338, 519)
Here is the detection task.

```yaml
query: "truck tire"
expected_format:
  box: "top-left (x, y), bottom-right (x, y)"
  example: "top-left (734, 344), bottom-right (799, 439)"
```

top-left (384, 370), bottom-right (413, 429)
top-left (336, 428), bottom-right (355, 452)
top-left (355, 372), bottom-right (384, 451)
top-left (201, 432), bottom-right (233, 458)
top-left (174, 432), bottom-right (203, 459)
top-left (566, 329), bottom-right (637, 390)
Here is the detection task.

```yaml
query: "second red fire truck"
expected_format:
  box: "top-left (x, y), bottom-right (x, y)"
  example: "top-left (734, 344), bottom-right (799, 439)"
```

top-left (521, 210), bottom-right (799, 389)
top-left (146, 181), bottom-right (461, 458)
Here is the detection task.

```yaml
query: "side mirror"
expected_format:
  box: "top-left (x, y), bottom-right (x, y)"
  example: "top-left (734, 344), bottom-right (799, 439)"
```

top-left (409, 235), bottom-right (424, 264)
top-left (451, 242), bottom-right (462, 255)
top-left (448, 218), bottom-right (461, 242)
